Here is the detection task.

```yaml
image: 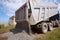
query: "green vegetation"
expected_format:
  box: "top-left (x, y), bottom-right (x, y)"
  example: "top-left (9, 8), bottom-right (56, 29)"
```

top-left (0, 24), bottom-right (15, 34)
top-left (36, 27), bottom-right (60, 40)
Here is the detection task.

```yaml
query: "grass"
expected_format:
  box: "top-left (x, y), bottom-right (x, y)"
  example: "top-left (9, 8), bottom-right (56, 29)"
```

top-left (36, 27), bottom-right (60, 40)
top-left (0, 37), bottom-right (7, 40)
top-left (0, 24), bottom-right (15, 34)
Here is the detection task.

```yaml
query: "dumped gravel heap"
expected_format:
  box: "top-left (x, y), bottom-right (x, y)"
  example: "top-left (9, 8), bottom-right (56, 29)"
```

top-left (2, 29), bottom-right (34, 40)
top-left (8, 32), bottom-right (34, 40)
top-left (2, 22), bottom-right (35, 40)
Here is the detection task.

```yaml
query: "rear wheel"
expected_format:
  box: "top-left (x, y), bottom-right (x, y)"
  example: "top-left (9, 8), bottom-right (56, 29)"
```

top-left (41, 23), bottom-right (48, 33)
top-left (51, 21), bottom-right (56, 27)
top-left (48, 23), bottom-right (53, 31)
top-left (55, 19), bottom-right (59, 27)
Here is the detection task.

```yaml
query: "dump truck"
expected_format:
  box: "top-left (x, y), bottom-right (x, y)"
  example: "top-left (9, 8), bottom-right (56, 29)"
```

top-left (15, 0), bottom-right (60, 34)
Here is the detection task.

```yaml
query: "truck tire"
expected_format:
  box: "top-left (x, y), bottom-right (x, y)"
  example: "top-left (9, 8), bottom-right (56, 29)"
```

top-left (41, 23), bottom-right (48, 33)
top-left (55, 19), bottom-right (59, 27)
top-left (48, 23), bottom-right (53, 31)
top-left (51, 21), bottom-right (56, 27)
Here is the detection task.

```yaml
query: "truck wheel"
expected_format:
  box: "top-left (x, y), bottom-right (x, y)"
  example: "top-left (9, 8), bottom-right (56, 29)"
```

top-left (41, 23), bottom-right (48, 33)
top-left (55, 20), bottom-right (59, 27)
top-left (48, 23), bottom-right (53, 31)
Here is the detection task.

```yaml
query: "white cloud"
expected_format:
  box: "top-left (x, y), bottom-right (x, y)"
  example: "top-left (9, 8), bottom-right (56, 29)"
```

top-left (1, 0), bottom-right (26, 17)
top-left (6, 13), bottom-right (15, 17)
top-left (6, 9), bottom-right (15, 17)
top-left (4, 0), bottom-right (26, 11)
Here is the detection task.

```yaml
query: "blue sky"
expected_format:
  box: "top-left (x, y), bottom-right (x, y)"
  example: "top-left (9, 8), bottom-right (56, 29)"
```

top-left (0, 0), bottom-right (26, 24)
top-left (0, 0), bottom-right (60, 24)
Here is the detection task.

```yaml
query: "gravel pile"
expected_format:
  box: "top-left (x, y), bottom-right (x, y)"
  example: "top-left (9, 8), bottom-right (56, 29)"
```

top-left (1, 22), bottom-right (35, 40)
top-left (1, 29), bottom-right (35, 40)
top-left (8, 32), bottom-right (34, 40)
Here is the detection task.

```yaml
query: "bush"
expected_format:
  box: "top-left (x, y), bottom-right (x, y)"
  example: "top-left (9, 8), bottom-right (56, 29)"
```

top-left (0, 24), bottom-right (15, 34)
top-left (0, 24), bottom-right (5, 29)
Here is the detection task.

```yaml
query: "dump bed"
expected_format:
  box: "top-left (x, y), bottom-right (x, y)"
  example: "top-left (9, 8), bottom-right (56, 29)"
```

top-left (29, 0), bottom-right (58, 24)
top-left (15, 0), bottom-right (58, 25)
